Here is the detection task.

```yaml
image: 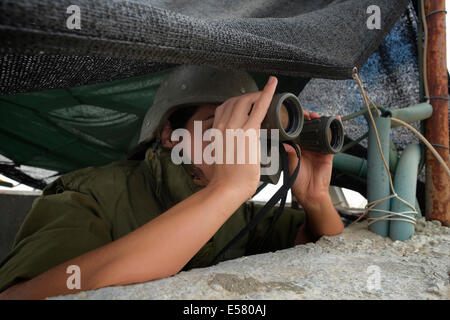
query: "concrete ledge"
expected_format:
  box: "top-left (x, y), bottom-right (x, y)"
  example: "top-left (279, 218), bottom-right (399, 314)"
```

top-left (53, 219), bottom-right (450, 300)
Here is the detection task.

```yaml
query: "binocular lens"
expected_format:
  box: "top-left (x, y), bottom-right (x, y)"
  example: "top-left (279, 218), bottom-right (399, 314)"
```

top-left (298, 116), bottom-right (344, 154)
top-left (280, 103), bottom-right (289, 130)
top-left (329, 118), bottom-right (341, 149)
top-left (260, 93), bottom-right (304, 141)
top-left (280, 103), bottom-right (293, 131)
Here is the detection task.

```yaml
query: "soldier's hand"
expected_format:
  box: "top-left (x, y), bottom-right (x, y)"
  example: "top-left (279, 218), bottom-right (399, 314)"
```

top-left (284, 110), bottom-right (337, 206)
top-left (208, 76), bottom-right (278, 200)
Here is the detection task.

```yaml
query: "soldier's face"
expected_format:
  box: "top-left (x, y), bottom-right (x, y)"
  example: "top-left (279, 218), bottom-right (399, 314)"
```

top-left (183, 103), bottom-right (220, 182)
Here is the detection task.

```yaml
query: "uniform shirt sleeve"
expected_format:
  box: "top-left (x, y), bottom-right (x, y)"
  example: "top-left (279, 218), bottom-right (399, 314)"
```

top-left (245, 201), bottom-right (306, 255)
top-left (0, 190), bottom-right (112, 293)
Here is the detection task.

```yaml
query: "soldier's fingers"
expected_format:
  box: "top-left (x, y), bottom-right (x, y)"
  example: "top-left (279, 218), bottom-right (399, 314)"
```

top-left (227, 92), bottom-right (262, 128)
top-left (214, 97), bottom-right (237, 131)
top-left (212, 104), bottom-right (225, 128)
top-left (303, 110), bottom-right (310, 120)
top-left (310, 111), bottom-right (321, 119)
top-left (245, 76), bottom-right (278, 129)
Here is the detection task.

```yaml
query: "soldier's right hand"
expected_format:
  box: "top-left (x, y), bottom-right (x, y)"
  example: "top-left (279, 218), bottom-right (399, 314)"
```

top-left (207, 76), bottom-right (278, 200)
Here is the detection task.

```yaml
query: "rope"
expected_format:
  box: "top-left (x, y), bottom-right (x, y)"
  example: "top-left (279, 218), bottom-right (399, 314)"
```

top-left (389, 117), bottom-right (450, 177)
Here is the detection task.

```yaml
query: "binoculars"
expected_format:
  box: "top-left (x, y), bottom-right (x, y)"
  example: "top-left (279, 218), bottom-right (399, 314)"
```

top-left (260, 92), bottom-right (344, 184)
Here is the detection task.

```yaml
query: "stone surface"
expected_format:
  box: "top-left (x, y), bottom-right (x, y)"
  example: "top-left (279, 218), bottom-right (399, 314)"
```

top-left (53, 218), bottom-right (450, 300)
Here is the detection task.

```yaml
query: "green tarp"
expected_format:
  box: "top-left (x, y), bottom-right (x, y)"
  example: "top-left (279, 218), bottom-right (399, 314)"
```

top-left (0, 70), bottom-right (169, 173)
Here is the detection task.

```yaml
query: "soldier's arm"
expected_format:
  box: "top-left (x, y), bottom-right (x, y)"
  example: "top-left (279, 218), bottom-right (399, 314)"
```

top-left (1, 76), bottom-right (278, 300)
top-left (293, 193), bottom-right (343, 245)
top-left (0, 183), bottom-right (246, 300)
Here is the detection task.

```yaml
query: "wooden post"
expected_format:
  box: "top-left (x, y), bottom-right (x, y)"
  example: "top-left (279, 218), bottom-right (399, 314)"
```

top-left (424, 0), bottom-right (450, 226)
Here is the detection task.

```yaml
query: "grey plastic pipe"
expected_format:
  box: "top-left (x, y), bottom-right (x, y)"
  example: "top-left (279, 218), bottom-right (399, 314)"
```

top-left (389, 143), bottom-right (421, 241)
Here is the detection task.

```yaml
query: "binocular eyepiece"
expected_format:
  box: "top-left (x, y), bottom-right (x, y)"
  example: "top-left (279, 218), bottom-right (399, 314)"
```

top-left (260, 93), bottom-right (344, 154)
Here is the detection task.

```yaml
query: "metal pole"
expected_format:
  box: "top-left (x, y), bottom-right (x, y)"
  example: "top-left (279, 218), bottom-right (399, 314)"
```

top-left (424, 0), bottom-right (450, 226)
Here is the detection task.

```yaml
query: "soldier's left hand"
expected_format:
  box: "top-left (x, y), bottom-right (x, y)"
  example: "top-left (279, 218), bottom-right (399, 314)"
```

top-left (283, 111), bottom-right (340, 206)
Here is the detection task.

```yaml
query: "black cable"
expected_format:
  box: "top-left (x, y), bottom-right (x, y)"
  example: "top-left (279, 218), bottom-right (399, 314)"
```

top-left (255, 143), bottom-right (292, 252)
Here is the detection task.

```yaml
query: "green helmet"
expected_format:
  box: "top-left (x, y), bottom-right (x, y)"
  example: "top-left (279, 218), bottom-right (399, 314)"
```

top-left (138, 65), bottom-right (259, 146)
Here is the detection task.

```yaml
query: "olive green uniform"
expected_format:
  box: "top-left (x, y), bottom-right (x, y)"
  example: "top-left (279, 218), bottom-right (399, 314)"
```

top-left (0, 146), bottom-right (305, 292)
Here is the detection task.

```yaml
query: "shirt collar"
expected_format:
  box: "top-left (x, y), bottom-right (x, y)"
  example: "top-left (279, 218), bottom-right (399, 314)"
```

top-left (143, 144), bottom-right (205, 209)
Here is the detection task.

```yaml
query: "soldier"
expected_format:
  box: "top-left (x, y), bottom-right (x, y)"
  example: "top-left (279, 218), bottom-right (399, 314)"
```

top-left (0, 65), bottom-right (343, 299)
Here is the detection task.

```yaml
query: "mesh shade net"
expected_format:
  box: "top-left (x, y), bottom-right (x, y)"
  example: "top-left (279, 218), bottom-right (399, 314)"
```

top-left (1, 0), bottom-right (409, 93)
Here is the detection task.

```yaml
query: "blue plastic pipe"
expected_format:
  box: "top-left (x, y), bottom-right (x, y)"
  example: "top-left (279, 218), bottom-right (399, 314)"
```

top-left (389, 103), bottom-right (433, 128)
top-left (389, 143), bottom-right (421, 241)
top-left (333, 153), bottom-right (367, 178)
top-left (367, 117), bottom-right (391, 237)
